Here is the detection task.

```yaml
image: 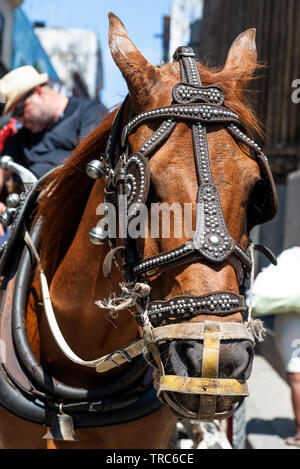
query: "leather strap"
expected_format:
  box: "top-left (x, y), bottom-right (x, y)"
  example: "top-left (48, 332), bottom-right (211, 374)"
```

top-left (40, 268), bottom-right (144, 373)
top-left (152, 321), bottom-right (255, 343)
top-left (132, 241), bottom-right (252, 278)
top-left (198, 322), bottom-right (220, 420)
top-left (159, 375), bottom-right (248, 397)
top-left (148, 291), bottom-right (246, 325)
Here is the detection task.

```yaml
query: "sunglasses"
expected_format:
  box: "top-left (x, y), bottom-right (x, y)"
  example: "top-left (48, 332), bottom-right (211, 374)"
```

top-left (12, 90), bottom-right (34, 118)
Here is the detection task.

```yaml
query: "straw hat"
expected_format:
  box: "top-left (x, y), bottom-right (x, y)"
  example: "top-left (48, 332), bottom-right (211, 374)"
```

top-left (0, 66), bottom-right (48, 115)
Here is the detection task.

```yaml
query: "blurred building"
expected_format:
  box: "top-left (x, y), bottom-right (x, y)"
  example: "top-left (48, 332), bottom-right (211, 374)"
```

top-left (34, 25), bottom-right (104, 101)
top-left (184, 0), bottom-right (300, 268)
top-left (156, 15), bottom-right (170, 64)
top-left (0, 0), bottom-right (23, 76)
top-left (169, 0), bottom-right (203, 60)
top-left (12, 8), bottom-right (59, 80)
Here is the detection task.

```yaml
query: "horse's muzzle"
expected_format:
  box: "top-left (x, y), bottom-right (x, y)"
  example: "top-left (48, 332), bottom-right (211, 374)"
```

top-left (147, 321), bottom-right (254, 421)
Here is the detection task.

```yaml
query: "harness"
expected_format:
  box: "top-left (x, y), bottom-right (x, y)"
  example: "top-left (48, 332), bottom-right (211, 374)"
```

top-left (0, 46), bottom-right (278, 438)
top-left (0, 164), bottom-right (161, 440)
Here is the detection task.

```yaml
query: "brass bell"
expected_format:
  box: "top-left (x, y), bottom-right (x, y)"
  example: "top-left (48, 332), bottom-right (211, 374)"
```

top-left (43, 411), bottom-right (78, 442)
top-left (86, 159), bottom-right (106, 179)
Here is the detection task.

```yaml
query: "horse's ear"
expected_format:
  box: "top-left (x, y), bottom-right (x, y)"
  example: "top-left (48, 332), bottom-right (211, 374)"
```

top-left (108, 12), bottom-right (158, 107)
top-left (223, 29), bottom-right (257, 90)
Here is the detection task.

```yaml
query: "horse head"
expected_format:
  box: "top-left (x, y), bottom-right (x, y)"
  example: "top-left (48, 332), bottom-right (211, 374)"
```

top-left (102, 13), bottom-right (277, 421)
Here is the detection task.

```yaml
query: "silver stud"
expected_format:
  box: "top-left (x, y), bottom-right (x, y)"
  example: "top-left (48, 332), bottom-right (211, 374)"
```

top-left (209, 235), bottom-right (220, 246)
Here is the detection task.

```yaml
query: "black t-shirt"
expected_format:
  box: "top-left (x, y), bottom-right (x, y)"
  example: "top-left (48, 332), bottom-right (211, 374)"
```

top-left (2, 97), bottom-right (107, 178)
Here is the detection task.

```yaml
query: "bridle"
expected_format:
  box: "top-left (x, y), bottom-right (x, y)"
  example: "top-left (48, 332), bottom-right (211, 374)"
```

top-left (86, 46), bottom-right (278, 420)
top-left (0, 35), bottom-right (282, 447)
top-left (0, 47), bottom-right (277, 433)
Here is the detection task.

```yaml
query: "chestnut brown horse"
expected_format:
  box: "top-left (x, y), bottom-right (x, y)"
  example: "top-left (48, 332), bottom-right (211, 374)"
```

top-left (0, 13), bottom-right (277, 449)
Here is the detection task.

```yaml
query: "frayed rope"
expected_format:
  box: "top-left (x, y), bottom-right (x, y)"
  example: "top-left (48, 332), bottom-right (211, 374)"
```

top-left (245, 319), bottom-right (267, 343)
top-left (95, 282), bottom-right (151, 316)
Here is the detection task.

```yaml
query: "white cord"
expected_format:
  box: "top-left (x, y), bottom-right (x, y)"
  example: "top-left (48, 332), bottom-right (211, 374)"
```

top-left (247, 242), bottom-right (255, 323)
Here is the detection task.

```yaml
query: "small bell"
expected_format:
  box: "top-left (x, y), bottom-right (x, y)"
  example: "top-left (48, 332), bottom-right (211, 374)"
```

top-left (86, 159), bottom-right (106, 179)
top-left (0, 208), bottom-right (15, 228)
top-left (43, 409), bottom-right (78, 442)
top-left (6, 193), bottom-right (20, 209)
top-left (0, 155), bottom-right (13, 171)
top-left (89, 220), bottom-right (108, 245)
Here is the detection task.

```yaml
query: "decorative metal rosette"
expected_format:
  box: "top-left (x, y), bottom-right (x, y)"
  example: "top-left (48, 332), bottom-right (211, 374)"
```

top-left (148, 292), bottom-right (245, 326)
top-left (124, 153), bottom-right (150, 217)
top-left (193, 184), bottom-right (234, 262)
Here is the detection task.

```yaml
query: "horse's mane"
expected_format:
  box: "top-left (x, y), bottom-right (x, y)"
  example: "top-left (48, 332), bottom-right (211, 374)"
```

top-left (36, 63), bottom-right (261, 279)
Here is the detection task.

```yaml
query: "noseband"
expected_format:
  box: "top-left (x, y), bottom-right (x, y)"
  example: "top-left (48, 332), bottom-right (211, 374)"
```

top-left (87, 46), bottom-right (278, 421)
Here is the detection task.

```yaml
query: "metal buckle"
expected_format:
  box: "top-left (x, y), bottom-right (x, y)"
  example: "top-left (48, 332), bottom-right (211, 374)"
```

top-left (179, 52), bottom-right (195, 57)
top-left (173, 47), bottom-right (195, 61)
top-left (107, 349), bottom-right (132, 367)
top-left (88, 400), bottom-right (104, 412)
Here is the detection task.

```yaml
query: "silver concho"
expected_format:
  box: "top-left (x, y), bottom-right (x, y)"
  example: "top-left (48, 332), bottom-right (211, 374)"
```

top-left (124, 153), bottom-right (150, 217)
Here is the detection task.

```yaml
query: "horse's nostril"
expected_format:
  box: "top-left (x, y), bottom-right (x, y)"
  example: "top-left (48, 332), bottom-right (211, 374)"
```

top-left (167, 341), bottom-right (203, 377)
top-left (169, 342), bottom-right (189, 377)
top-left (219, 340), bottom-right (254, 380)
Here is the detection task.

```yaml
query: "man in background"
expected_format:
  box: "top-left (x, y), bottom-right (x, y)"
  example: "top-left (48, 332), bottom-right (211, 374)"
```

top-left (0, 65), bottom-right (106, 180)
top-left (0, 65), bottom-right (106, 237)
